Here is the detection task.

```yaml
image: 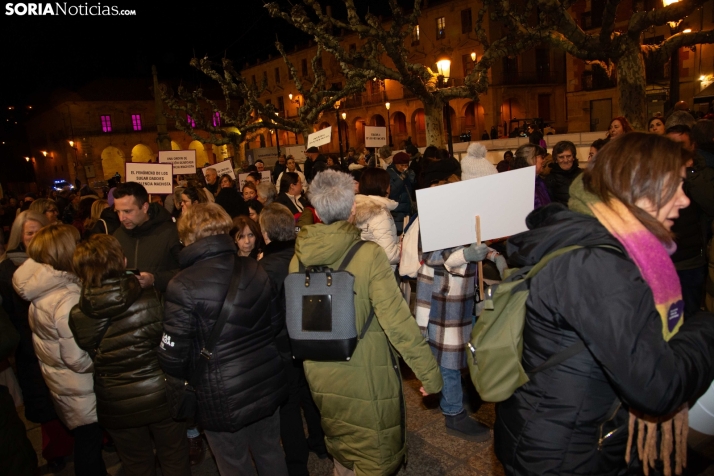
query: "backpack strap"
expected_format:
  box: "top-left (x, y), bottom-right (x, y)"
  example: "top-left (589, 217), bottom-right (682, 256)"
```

top-left (528, 341), bottom-right (586, 375)
top-left (338, 241), bottom-right (368, 270)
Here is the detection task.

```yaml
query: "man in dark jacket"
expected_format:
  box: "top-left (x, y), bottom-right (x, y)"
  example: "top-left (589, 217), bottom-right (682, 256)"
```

top-left (112, 182), bottom-right (181, 293)
top-left (387, 152), bottom-right (415, 235)
top-left (259, 203), bottom-right (326, 475)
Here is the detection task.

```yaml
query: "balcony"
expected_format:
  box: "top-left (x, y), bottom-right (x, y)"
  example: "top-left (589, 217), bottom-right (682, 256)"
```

top-left (492, 71), bottom-right (564, 86)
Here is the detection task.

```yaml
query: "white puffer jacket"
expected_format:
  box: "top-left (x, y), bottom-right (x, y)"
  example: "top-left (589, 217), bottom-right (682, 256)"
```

top-left (354, 194), bottom-right (400, 265)
top-left (13, 259), bottom-right (96, 430)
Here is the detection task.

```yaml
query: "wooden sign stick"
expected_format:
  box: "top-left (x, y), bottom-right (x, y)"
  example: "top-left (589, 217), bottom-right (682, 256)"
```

top-left (476, 215), bottom-right (484, 301)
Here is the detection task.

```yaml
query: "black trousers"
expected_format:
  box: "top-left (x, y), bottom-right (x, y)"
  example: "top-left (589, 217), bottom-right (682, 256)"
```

top-left (279, 356), bottom-right (326, 476)
top-left (72, 422), bottom-right (106, 476)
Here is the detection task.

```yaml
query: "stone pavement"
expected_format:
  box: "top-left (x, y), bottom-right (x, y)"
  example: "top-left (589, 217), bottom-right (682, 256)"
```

top-left (20, 364), bottom-right (714, 475)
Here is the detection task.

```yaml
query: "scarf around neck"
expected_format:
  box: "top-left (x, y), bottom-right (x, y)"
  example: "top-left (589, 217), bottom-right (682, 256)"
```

top-left (568, 175), bottom-right (684, 341)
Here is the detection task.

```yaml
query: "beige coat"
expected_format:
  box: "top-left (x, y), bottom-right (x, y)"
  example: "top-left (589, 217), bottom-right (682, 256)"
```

top-left (354, 194), bottom-right (400, 265)
top-left (13, 259), bottom-right (96, 430)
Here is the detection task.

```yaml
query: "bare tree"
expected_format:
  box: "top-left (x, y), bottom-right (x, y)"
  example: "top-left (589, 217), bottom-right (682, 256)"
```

top-left (265, 0), bottom-right (536, 147)
top-left (485, 0), bottom-right (714, 129)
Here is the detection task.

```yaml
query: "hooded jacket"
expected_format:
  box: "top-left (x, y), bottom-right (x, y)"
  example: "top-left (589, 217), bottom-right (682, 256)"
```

top-left (354, 194), bottom-right (400, 265)
top-left (158, 234), bottom-right (287, 432)
top-left (386, 165), bottom-right (415, 234)
top-left (290, 221), bottom-right (442, 475)
top-left (113, 202), bottom-right (181, 293)
top-left (13, 259), bottom-right (96, 430)
top-left (69, 274), bottom-right (170, 429)
top-left (494, 204), bottom-right (714, 476)
top-left (543, 161), bottom-right (583, 206)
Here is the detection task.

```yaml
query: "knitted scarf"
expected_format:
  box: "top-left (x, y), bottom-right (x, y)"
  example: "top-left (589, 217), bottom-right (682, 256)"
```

top-left (569, 175), bottom-right (687, 475)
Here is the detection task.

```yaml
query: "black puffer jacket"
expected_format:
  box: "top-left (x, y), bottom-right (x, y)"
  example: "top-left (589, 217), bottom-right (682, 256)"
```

top-left (543, 162), bottom-right (582, 206)
top-left (259, 239), bottom-right (295, 355)
top-left (113, 203), bottom-right (181, 293)
top-left (495, 204), bottom-right (714, 476)
top-left (69, 274), bottom-right (169, 429)
top-left (158, 234), bottom-right (287, 432)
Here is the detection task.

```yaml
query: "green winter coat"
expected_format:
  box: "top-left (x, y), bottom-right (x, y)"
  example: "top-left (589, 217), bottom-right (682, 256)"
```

top-left (290, 221), bottom-right (442, 475)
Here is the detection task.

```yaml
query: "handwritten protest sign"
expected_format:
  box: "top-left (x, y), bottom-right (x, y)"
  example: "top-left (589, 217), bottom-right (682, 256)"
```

top-left (204, 159), bottom-right (235, 180)
top-left (238, 171), bottom-right (272, 189)
top-left (125, 163), bottom-right (173, 194)
top-left (364, 126), bottom-right (387, 147)
top-left (416, 166), bottom-right (535, 252)
top-left (159, 150), bottom-right (196, 175)
top-left (307, 127), bottom-right (332, 148)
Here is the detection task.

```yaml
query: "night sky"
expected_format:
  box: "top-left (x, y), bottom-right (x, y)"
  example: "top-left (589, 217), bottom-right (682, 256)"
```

top-left (0, 0), bottom-right (410, 106)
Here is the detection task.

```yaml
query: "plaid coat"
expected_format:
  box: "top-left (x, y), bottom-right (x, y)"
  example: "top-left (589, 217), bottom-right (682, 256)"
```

top-left (416, 247), bottom-right (476, 370)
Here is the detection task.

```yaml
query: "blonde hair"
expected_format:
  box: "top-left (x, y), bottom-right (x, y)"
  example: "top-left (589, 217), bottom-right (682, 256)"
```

top-left (29, 198), bottom-right (57, 215)
top-left (73, 234), bottom-right (126, 287)
top-left (1, 211), bottom-right (49, 262)
top-left (177, 203), bottom-right (233, 246)
top-left (26, 224), bottom-right (80, 273)
top-left (84, 199), bottom-right (109, 232)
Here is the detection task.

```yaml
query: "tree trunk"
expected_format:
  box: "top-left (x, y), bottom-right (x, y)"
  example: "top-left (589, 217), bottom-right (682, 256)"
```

top-left (424, 98), bottom-right (445, 148)
top-left (616, 44), bottom-right (647, 131)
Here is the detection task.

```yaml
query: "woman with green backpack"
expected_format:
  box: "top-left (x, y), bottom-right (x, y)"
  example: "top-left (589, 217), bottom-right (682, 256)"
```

top-left (494, 133), bottom-right (714, 475)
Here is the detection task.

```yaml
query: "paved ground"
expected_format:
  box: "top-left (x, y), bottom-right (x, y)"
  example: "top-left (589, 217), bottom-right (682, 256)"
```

top-left (19, 365), bottom-right (714, 475)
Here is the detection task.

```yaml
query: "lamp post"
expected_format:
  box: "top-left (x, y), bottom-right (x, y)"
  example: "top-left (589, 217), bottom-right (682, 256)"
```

top-left (385, 102), bottom-right (393, 147)
top-left (342, 112), bottom-right (349, 152)
top-left (273, 112), bottom-right (281, 157)
top-left (335, 101), bottom-right (344, 161)
top-left (664, 0), bottom-right (682, 110)
top-left (436, 54), bottom-right (453, 157)
top-left (288, 94), bottom-right (301, 143)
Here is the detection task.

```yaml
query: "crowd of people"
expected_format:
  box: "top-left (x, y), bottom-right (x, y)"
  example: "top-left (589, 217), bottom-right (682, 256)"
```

top-left (0, 106), bottom-right (713, 476)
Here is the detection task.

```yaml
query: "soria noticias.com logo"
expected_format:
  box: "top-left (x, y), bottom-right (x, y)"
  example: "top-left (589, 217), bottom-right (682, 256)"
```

top-left (5, 3), bottom-right (137, 16)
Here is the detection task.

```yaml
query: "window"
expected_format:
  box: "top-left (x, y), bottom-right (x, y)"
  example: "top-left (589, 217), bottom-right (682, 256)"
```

top-left (131, 114), bottom-right (142, 131)
top-left (301, 58), bottom-right (308, 77)
top-left (251, 75), bottom-right (256, 85)
top-left (412, 25), bottom-right (420, 45)
top-left (186, 114), bottom-right (196, 128)
top-left (212, 112), bottom-right (221, 127)
top-left (349, 43), bottom-right (356, 55)
top-left (263, 71), bottom-right (268, 84)
top-left (100, 115), bottom-right (112, 132)
top-left (275, 67), bottom-right (281, 84)
top-left (461, 9), bottom-right (472, 34)
top-left (436, 17), bottom-right (446, 40)
top-left (277, 97), bottom-right (285, 112)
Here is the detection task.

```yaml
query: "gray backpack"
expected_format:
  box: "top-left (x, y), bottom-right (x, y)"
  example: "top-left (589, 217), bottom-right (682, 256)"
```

top-left (284, 241), bottom-right (374, 361)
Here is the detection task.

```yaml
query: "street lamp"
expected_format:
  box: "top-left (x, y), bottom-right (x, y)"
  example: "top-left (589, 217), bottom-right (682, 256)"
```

top-left (273, 112), bottom-right (281, 157)
top-left (385, 102), bottom-right (393, 147)
top-left (335, 101), bottom-right (344, 161)
top-left (435, 54), bottom-right (454, 156)
top-left (342, 112), bottom-right (349, 152)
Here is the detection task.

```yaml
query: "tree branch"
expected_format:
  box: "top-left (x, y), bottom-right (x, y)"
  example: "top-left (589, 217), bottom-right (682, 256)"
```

top-left (645, 29), bottom-right (714, 64)
top-left (629, 0), bottom-right (708, 34)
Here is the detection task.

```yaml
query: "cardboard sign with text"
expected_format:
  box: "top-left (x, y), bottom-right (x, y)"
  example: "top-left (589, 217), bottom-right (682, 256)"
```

top-left (416, 166), bottom-right (535, 252)
top-left (125, 163), bottom-right (174, 194)
top-left (307, 127), bottom-right (332, 148)
top-left (204, 159), bottom-right (236, 180)
top-left (238, 171), bottom-right (272, 190)
top-left (159, 150), bottom-right (197, 175)
top-left (364, 126), bottom-right (387, 147)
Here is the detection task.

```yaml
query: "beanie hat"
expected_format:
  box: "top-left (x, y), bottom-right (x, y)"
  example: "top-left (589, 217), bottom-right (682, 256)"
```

top-left (393, 152), bottom-right (410, 165)
top-left (306, 146), bottom-right (319, 153)
top-left (461, 142), bottom-right (497, 181)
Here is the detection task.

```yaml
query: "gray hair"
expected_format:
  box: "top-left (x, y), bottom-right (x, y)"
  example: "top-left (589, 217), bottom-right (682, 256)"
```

top-left (665, 111), bottom-right (696, 130)
top-left (378, 145), bottom-right (392, 159)
top-left (514, 143), bottom-right (546, 168)
top-left (1, 211), bottom-right (49, 263)
top-left (259, 203), bottom-right (296, 242)
top-left (257, 182), bottom-right (277, 205)
top-left (307, 170), bottom-right (355, 224)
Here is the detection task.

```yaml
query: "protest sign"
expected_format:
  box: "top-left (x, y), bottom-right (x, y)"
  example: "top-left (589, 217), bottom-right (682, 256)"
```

top-left (125, 163), bottom-right (173, 194)
top-left (204, 159), bottom-right (235, 180)
top-left (284, 145), bottom-right (306, 163)
top-left (238, 171), bottom-right (272, 189)
top-left (246, 147), bottom-right (278, 167)
top-left (364, 126), bottom-right (387, 147)
top-left (159, 150), bottom-right (196, 175)
top-left (307, 127), bottom-right (332, 148)
top-left (416, 166), bottom-right (535, 252)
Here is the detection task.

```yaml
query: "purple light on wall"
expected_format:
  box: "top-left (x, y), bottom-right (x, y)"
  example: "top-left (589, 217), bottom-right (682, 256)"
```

top-left (100, 115), bottom-right (112, 132)
top-left (187, 114), bottom-right (196, 128)
top-left (132, 114), bottom-right (142, 131)
top-left (213, 111), bottom-right (221, 127)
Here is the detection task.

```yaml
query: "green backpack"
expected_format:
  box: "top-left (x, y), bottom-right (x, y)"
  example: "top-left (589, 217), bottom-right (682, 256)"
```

top-left (466, 245), bottom-right (614, 402)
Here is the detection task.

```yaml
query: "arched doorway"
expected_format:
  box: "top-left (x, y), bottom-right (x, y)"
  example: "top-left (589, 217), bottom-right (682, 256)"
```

top-left (188, 141), bottom-right (210, 167)
top-left (131, 144), bottom-right (154, 163)
top-left (101, 146), bottom-right (126, 180)
top-left (500, 97), bottom-right (524, 136)
top-left (411, 109), bottom-right (426, 147)
top-left (392, 111), bottom-right (408, 148)
top-left (370, 114), bottom-right (386, 127)
top-left (170, 141), bottom-right (182, 150)
top-left (353, 117), bottom-right (366, 148)
top-left (462, 101), bottom-right (486, 139)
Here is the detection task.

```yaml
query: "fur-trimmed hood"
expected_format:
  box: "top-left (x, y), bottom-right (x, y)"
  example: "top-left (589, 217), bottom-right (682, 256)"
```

top-left (354, 194), bottom-right (397, 226)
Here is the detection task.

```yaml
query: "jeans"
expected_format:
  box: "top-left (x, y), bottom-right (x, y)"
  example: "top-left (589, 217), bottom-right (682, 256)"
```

top-left (107, 417), bottom-right (190, 476)
top-left (204, 409), bottom-right (288, 476)
top-left (439, 366), bottom-right (464, 416)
